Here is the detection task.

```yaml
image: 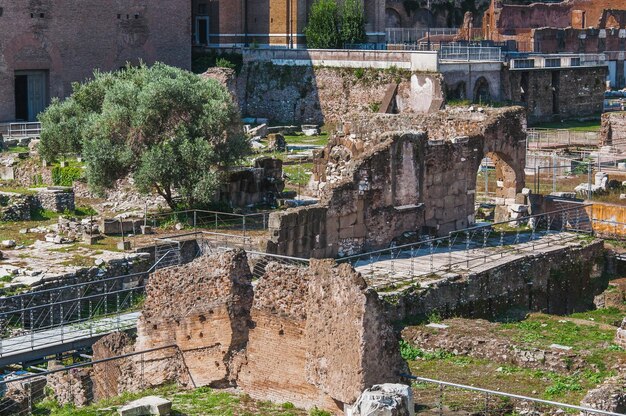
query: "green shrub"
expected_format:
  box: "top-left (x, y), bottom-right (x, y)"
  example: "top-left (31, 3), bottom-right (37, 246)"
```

top-left (216, 57), bottom-right (236, 69)
top-left (51, 166), bottom-right (82, 186)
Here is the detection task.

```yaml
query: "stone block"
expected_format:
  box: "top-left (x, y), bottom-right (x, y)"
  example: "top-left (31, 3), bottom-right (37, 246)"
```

top-left (117, 241), bottom-right (131, 251)
top-left (118, 396), bottom-right (172, 416)
top-left (140, 225), bottom-right (153, 235)
top-left (348, 384), bottom-right (414, 416)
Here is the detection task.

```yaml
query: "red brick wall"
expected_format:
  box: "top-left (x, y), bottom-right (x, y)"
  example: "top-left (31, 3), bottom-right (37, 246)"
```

top-left (0, 0), bottom-right (191, 121)
top-left (483, 0), bottom-right (626, 42)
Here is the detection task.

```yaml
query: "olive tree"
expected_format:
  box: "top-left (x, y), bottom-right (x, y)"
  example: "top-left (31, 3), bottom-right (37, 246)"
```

top-left (39, 63), bottom-right (248, 209)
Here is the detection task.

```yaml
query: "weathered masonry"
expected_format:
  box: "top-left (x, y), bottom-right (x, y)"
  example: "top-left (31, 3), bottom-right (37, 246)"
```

top-left (267, 108), bottom-right (527, 259)
top-left (0, 0), bottom-right (191, 122)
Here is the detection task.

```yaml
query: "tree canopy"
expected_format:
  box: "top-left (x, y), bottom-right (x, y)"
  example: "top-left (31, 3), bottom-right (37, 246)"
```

top-left (304, 0), bottom-right (366, 48)
top-left (341, 0), bottom-right (366, 45)
top-left (39, 63), bottom-right (248, 209)
top-left (304, 0), bottom-right (342, 49)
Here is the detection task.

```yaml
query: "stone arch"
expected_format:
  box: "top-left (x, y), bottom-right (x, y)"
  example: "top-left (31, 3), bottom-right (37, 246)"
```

top-left (386, 8), bottom-right (402, 28)
top-left (473, 76), bottom-right (491, 103)
top-left (447, 81), bottom-right (467, 100)
top-left (483, 151), bottom-right (520, 200)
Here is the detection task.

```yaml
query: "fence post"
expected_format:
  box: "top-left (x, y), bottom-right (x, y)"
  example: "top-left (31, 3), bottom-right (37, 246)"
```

top-left (193, 210), bottom-right (197, 228)
top-left (552, 152), bottom-right (557, 193)
top-left (587, 163), bottom-right (592, 200)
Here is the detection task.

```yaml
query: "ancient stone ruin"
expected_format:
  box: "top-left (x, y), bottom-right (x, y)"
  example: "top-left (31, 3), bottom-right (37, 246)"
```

top-left (266, 107), bottom-right (527, 258)
top-left (91, 250), bottom-right (406, 414)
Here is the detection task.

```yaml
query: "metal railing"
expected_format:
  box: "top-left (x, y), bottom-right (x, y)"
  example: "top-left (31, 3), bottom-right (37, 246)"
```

top-left (0, 244), bottom-right (309, 363)
top-left (338, 205), bottom-right (593, 291)
top-left (386, 27), bottom-right (460, 44)
top-left (510, 53), bottom-right (607, 70)
top-left (0, 250), bottom-right (177, 362)
top-left (146, 209), bottom-right (271, 235)
top-left (527, 128), bottom-right (600, 149)
top-left (403, 374), bottom-right (626, 416)
top-left (439, 45), bottom-right (503, 62)
top-left (0, 122), bottom-right (41, 139)
top-left (0, 344), bottom-right (183, 415)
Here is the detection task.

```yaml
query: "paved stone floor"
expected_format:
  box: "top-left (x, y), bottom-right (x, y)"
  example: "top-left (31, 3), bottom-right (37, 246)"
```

top-left (351, 232), bottom-right (585, 291)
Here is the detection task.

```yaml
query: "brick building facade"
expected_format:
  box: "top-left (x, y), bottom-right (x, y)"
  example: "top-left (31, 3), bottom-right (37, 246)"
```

top-left (0, 1), bottom-right (191, 122)
top-left (483, 0), bottom-right (626, 88)
top-left (191, 0), bottom-right (386, 47)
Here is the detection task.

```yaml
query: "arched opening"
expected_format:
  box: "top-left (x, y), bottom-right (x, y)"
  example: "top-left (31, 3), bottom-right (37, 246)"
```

top-left (473, 77), bottom-right (491, 104)
top-left (447, 81), bottom-right (467, 101)
top-left (476, 151), bottom-right (522, 222)
top-left (386, 8), bottom-right (402, 28)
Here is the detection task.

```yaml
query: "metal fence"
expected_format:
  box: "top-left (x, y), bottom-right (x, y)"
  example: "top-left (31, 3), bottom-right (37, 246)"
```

top-left (526, 128), bottom-right (600, 149)
top-left (0, 244), bottom-right (309, 366)
top-left (386, 27), bottom-right (459, 44)
top-left (439, 45), bottom-right (503, 61)
top-left (338, 205), bottom-right (592, 291)
top-left (0, 122), bottom-right (41, 139)
top-left (0, 344), bottom-right (182, 415)
top-left (404, 375), bottom-right (625, 416)
top-left (0, 251), bottom-right (178, 364)
top-left (146, 209), bottom-right (271, 236)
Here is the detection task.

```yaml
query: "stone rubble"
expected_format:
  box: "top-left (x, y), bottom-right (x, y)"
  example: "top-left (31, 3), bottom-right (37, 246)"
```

top-left (348, 384), bottom-right (415, 416)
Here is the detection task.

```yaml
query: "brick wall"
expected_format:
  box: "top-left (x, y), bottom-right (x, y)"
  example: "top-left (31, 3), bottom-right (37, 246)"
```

top-left (483, 0), bottom-right (626, 41)
top-left (0, 0), bottom-right (191, 121)
top-left (96, 251), bottom-right (406, 413)
top-left (502, 67), bottom-right (606, 124)
top-left (600, 112), bottom-right (626, 150)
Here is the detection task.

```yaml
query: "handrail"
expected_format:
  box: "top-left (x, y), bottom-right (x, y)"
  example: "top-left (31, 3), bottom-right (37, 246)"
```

top-left (340, 205), bottom-right (592, 262)
top-left (0, 344), bottom-right (177, 386)
top-left (402, 374), bottom-right (626, 416)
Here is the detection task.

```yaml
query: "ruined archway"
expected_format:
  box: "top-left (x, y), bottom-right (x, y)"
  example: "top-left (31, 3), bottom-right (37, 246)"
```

top-left (473, 77), bottom-right (491, 103)
top-left (386, 8), bottom-right (402, 28)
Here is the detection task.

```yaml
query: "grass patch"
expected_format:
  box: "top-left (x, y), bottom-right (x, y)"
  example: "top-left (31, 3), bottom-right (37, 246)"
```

top-left (5, 145), bottom-right (30, 153)
top-left (406, 351), bottom-right (609, 406)
top-left (531, 119), bottom-right (601, 132)
top-left (283, 132), bottom-right (329, 147)
top-left (499, 313), bottom-right (618, 352)
top-left (283, 163), bottom-right (313, 187)
top-left (32, 384), bottom-right (311, 416)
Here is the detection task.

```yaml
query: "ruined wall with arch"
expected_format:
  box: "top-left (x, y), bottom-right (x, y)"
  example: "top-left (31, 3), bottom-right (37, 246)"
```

top-left (267, 107), bottom-right (527, 259)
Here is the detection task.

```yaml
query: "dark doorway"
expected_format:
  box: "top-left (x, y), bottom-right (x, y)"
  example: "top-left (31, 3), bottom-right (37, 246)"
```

top-left (14, 71), bottom-right (47, 121)
top-left (14, 75), bottom-right (28, 121)
top-left (551, 71), bottom-right (560, 115)
top-left (199, 18), bottom-right (208, 45)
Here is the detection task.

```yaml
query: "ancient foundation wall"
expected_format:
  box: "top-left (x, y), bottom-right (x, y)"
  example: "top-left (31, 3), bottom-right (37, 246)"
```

top-left (385, 240), bottom-right (606, 322)
top-left (502, 67), bottom-right (606, 124)
top-left (233, 63), bottom-right (444, 125)
top-left (600, 111), bottom-right (626, 150)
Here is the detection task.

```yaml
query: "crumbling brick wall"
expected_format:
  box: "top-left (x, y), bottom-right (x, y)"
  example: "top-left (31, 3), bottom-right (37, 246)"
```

top-left (234, 63), bottom-right (444, 124)
top-left (91, 332), bottom-right (134, 401)
top-left (96, 250), bottom-right (406, 413)
top-left (385, 240), bottom-right (606, 322)
top-left (502, 67), bottom-right (607, 124)
top-left (600, 112), bottom-right (626, 150)
top-left (135, 250), bottom-right (254, 388)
